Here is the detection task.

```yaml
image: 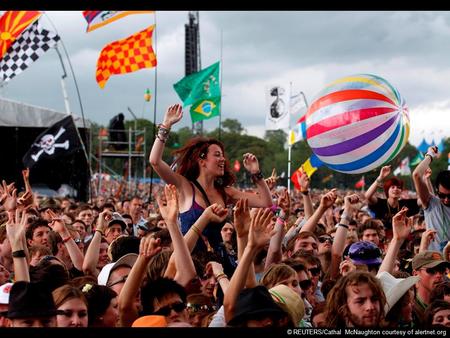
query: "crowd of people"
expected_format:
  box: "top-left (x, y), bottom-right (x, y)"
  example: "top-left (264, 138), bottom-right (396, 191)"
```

top-left (0, 103), bottom-right (449, 329)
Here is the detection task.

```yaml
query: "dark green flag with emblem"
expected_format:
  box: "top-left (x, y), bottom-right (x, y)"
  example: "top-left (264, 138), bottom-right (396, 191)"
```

top-left (173, 61), bottom-right (220, 123)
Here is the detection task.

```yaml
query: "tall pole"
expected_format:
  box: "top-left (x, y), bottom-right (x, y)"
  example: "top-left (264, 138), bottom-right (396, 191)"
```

top-left (287, 82), bottom-right (292, 194)
top-left (218, 29), bottom-right (223, 141)
top-left (149, 13), bottom-right (158, 204)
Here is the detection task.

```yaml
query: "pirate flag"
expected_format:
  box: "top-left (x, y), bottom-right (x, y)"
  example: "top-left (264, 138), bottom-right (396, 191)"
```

top-left (22, 115), bottom-right (82, 168)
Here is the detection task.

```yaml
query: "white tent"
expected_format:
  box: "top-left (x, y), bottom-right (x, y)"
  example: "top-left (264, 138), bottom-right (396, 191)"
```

top-left (0, 97), bottom-right (90, 128)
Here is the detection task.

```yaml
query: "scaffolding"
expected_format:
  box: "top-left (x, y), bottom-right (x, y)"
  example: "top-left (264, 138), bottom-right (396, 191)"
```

top-left (95, 126), bottom-right (147, 196)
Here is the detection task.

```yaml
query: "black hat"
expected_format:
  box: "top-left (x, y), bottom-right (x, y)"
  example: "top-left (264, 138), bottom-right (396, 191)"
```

top-left (227, 285), bottom-right (286, 326)
top-left (7, 281), bottom-right (57, 319)
top-left (108, 212), bottom-right (127, 231)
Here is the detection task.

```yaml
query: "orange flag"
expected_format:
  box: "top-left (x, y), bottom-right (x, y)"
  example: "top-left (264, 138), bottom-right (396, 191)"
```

top-left (96, 24), bottom-right (157, 88)
top-left (0, 11), bottom-right (42, 58)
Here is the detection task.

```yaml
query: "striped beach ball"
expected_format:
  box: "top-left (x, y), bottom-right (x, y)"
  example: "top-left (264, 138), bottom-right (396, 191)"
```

top-left (306, 74), bottom-right (410, 174)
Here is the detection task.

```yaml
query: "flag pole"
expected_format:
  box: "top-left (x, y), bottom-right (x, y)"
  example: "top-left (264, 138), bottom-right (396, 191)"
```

top-left (287, 81), bottom-right (292, 194)
top-left (218, 29), bottom-right (223, 141)
top-left (149, 13), bottom-right (158, 205)
top-left (45, 13), bottom-right (93, 202)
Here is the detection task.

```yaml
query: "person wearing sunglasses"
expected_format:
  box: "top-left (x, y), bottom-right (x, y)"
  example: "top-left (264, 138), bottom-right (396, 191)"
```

top-left (413, 146), bottom-right (450, 252)
top-left (291, 252), bottom-right (324, 306)
top-left (140, 277), bottom-right (190, 326)
top-left (412, 250), bottom-right (450, 327)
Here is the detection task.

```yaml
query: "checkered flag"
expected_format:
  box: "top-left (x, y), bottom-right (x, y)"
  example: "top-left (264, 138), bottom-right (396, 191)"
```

top-left (0, 20), bottom-right (60, 83)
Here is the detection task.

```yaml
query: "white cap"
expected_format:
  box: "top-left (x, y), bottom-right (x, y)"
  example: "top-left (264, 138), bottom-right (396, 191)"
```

top-left (377, 271), bottom-right (420, 314)
top-left (0, 283), bottom-right (13, 305)
top-left (98, 253), bottom-right (138, 286)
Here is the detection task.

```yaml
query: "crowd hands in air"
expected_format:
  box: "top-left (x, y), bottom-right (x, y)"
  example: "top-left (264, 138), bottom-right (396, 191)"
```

top-left (0, 104), bottom-right (450, 329)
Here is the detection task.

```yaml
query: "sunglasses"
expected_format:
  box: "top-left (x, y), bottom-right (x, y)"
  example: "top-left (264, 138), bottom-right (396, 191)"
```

top-left (107, 275), bottom-right (128, 288)
top-left (425, 267), bottom-right (447, 275)
top-left (153, 301), bottom-right (186, 316)
top-left (299, 279), bottom-right (312, 290)
top-left (437, 192), bottom-right (450, 200)
top-left (318, 237), bottom-right (333, 244)
top-left (308, 267), bottom-right (321, 276)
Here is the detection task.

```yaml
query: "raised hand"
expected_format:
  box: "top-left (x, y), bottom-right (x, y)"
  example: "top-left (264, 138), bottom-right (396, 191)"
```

top-left (248, 208), bottom-right (275, 249)
top-left (378, 165), bottom-right (391, 180)
top-left (392, 207), bottom-right (412, 241)
top-left (299, 167), bottom-right (311, 192)
top-left (320, 188), bottom-right (337, 210)
top-left (139, 235), bottom-right (162, 258)
top-left (203, 203), bottom-right (228, 224)
top-left (162, 104), bottom-right (183, 128)
top-left (265, 168), bottom-right (279, 190)
top-left (242, 153), bottom-right (260, 174)
top-left (340, 257), bottom-right (357, 277)
top-left (158, 184), bottom-right (179, 224)
top-left (277, 188), bottom-right (290, 217)
top-left (420, 228), bottom-right (437, 251)
top-left (2, 182), bottom-right (17, 213)
top-left (96, 209), bottom-right (112, 233)
top-left (206, 261), bottom-right (224, 278)
top-left (343, 193), bottom-right (359, 213)
top-left (233, 198), bottom-right (251, 238)
top-left (17, 169), bottom-right (33, 208)
top-left (6, 208), bottom-right (28, 248)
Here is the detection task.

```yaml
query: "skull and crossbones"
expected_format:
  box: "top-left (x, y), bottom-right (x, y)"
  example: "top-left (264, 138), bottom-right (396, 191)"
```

top-left (31, 127), bottom-right (69, 162)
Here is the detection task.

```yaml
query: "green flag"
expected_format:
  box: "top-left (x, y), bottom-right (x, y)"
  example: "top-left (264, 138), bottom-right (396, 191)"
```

top-left (410, 152), bottom-right (424, 166)
top-left (190, 96), bottom-right (221, 123)
top-left (173, 61), bottom-right (220, 107)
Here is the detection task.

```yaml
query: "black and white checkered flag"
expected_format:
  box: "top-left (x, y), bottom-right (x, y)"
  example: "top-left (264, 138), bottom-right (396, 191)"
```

top-left (0, 20), bottom-right (60, 82)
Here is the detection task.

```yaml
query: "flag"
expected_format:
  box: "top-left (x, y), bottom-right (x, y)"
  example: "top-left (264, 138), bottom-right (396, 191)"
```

top-left (291, 153), bottom-right (323, 189)
top-left (82, 11), bottom-right (154, 32)
top-left (265, 84), bottom-right (290, 130)
top-left (0, 20), bottom-right (60, 83)
top-left (173, 61), bottom-right (220, 106)
top-left (410, 152), bottom-right (424, 167)
top-left (23, 115), bottom-right (82, 168)
top-left (96, 25), bottom-right (157, 89)
top-left (233, 159), bottom-right (241, 172)
top-left (448, 153), bottom-right (450, 171)
top-left (393, 157), bottom-right (411, 176)
top-left (355, 176), bottom-right (365, 189)
top-left (290, 91), bottom-right (307, 116)
top-left (288, 117), bottom-right (307, 146)
top-left (189, 96), bottom-right (221, 123)
top-left (0, 11), bottom-right (41, 59)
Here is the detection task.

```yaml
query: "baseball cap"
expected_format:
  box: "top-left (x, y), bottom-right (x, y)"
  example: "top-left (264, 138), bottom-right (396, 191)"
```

top-left (377, 271), bottom-right (420, 314)
top-left (98, 253), bottom-right (138, 286)
top-left (132, 315), bottom-right (167, 327)
top-left (412, 251), bottom-right (450, 270)
top-left (348, 241), bottom-right (382, 265)
top-left (0, 283), bottom-right (13, 305)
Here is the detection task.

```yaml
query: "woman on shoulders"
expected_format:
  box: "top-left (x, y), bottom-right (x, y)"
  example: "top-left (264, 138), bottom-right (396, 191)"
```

top-left (149, 104), bottom-right (272, 251)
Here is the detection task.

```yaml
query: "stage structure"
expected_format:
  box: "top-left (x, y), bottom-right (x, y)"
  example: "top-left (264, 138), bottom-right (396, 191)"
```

top-left (0, 97), bottom-right (91, 201)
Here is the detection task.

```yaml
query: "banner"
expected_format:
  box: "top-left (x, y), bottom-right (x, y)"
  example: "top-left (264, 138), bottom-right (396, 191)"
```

top-left (393, 157), bottom-right (411, 176)
top-left (265, 84), bottom-right (290, 130)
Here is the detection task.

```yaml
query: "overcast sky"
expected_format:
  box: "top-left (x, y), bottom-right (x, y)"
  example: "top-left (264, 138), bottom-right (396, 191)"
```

top-left (1, 11), bottom-right (450, 147)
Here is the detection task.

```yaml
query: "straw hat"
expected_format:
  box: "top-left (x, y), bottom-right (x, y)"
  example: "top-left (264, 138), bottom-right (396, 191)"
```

top-left (377, 271), bottom-right (420, 314)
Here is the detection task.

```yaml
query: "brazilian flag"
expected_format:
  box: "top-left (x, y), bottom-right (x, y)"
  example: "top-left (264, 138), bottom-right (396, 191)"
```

top-left (189, 96), bottom-right (221, 123)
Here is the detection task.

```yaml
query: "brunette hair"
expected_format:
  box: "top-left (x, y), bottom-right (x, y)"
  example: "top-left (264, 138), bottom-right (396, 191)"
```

top-left (172, 137), bottom-right (235, 188)
top-left (324, 271), bottom-right (386, 327)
